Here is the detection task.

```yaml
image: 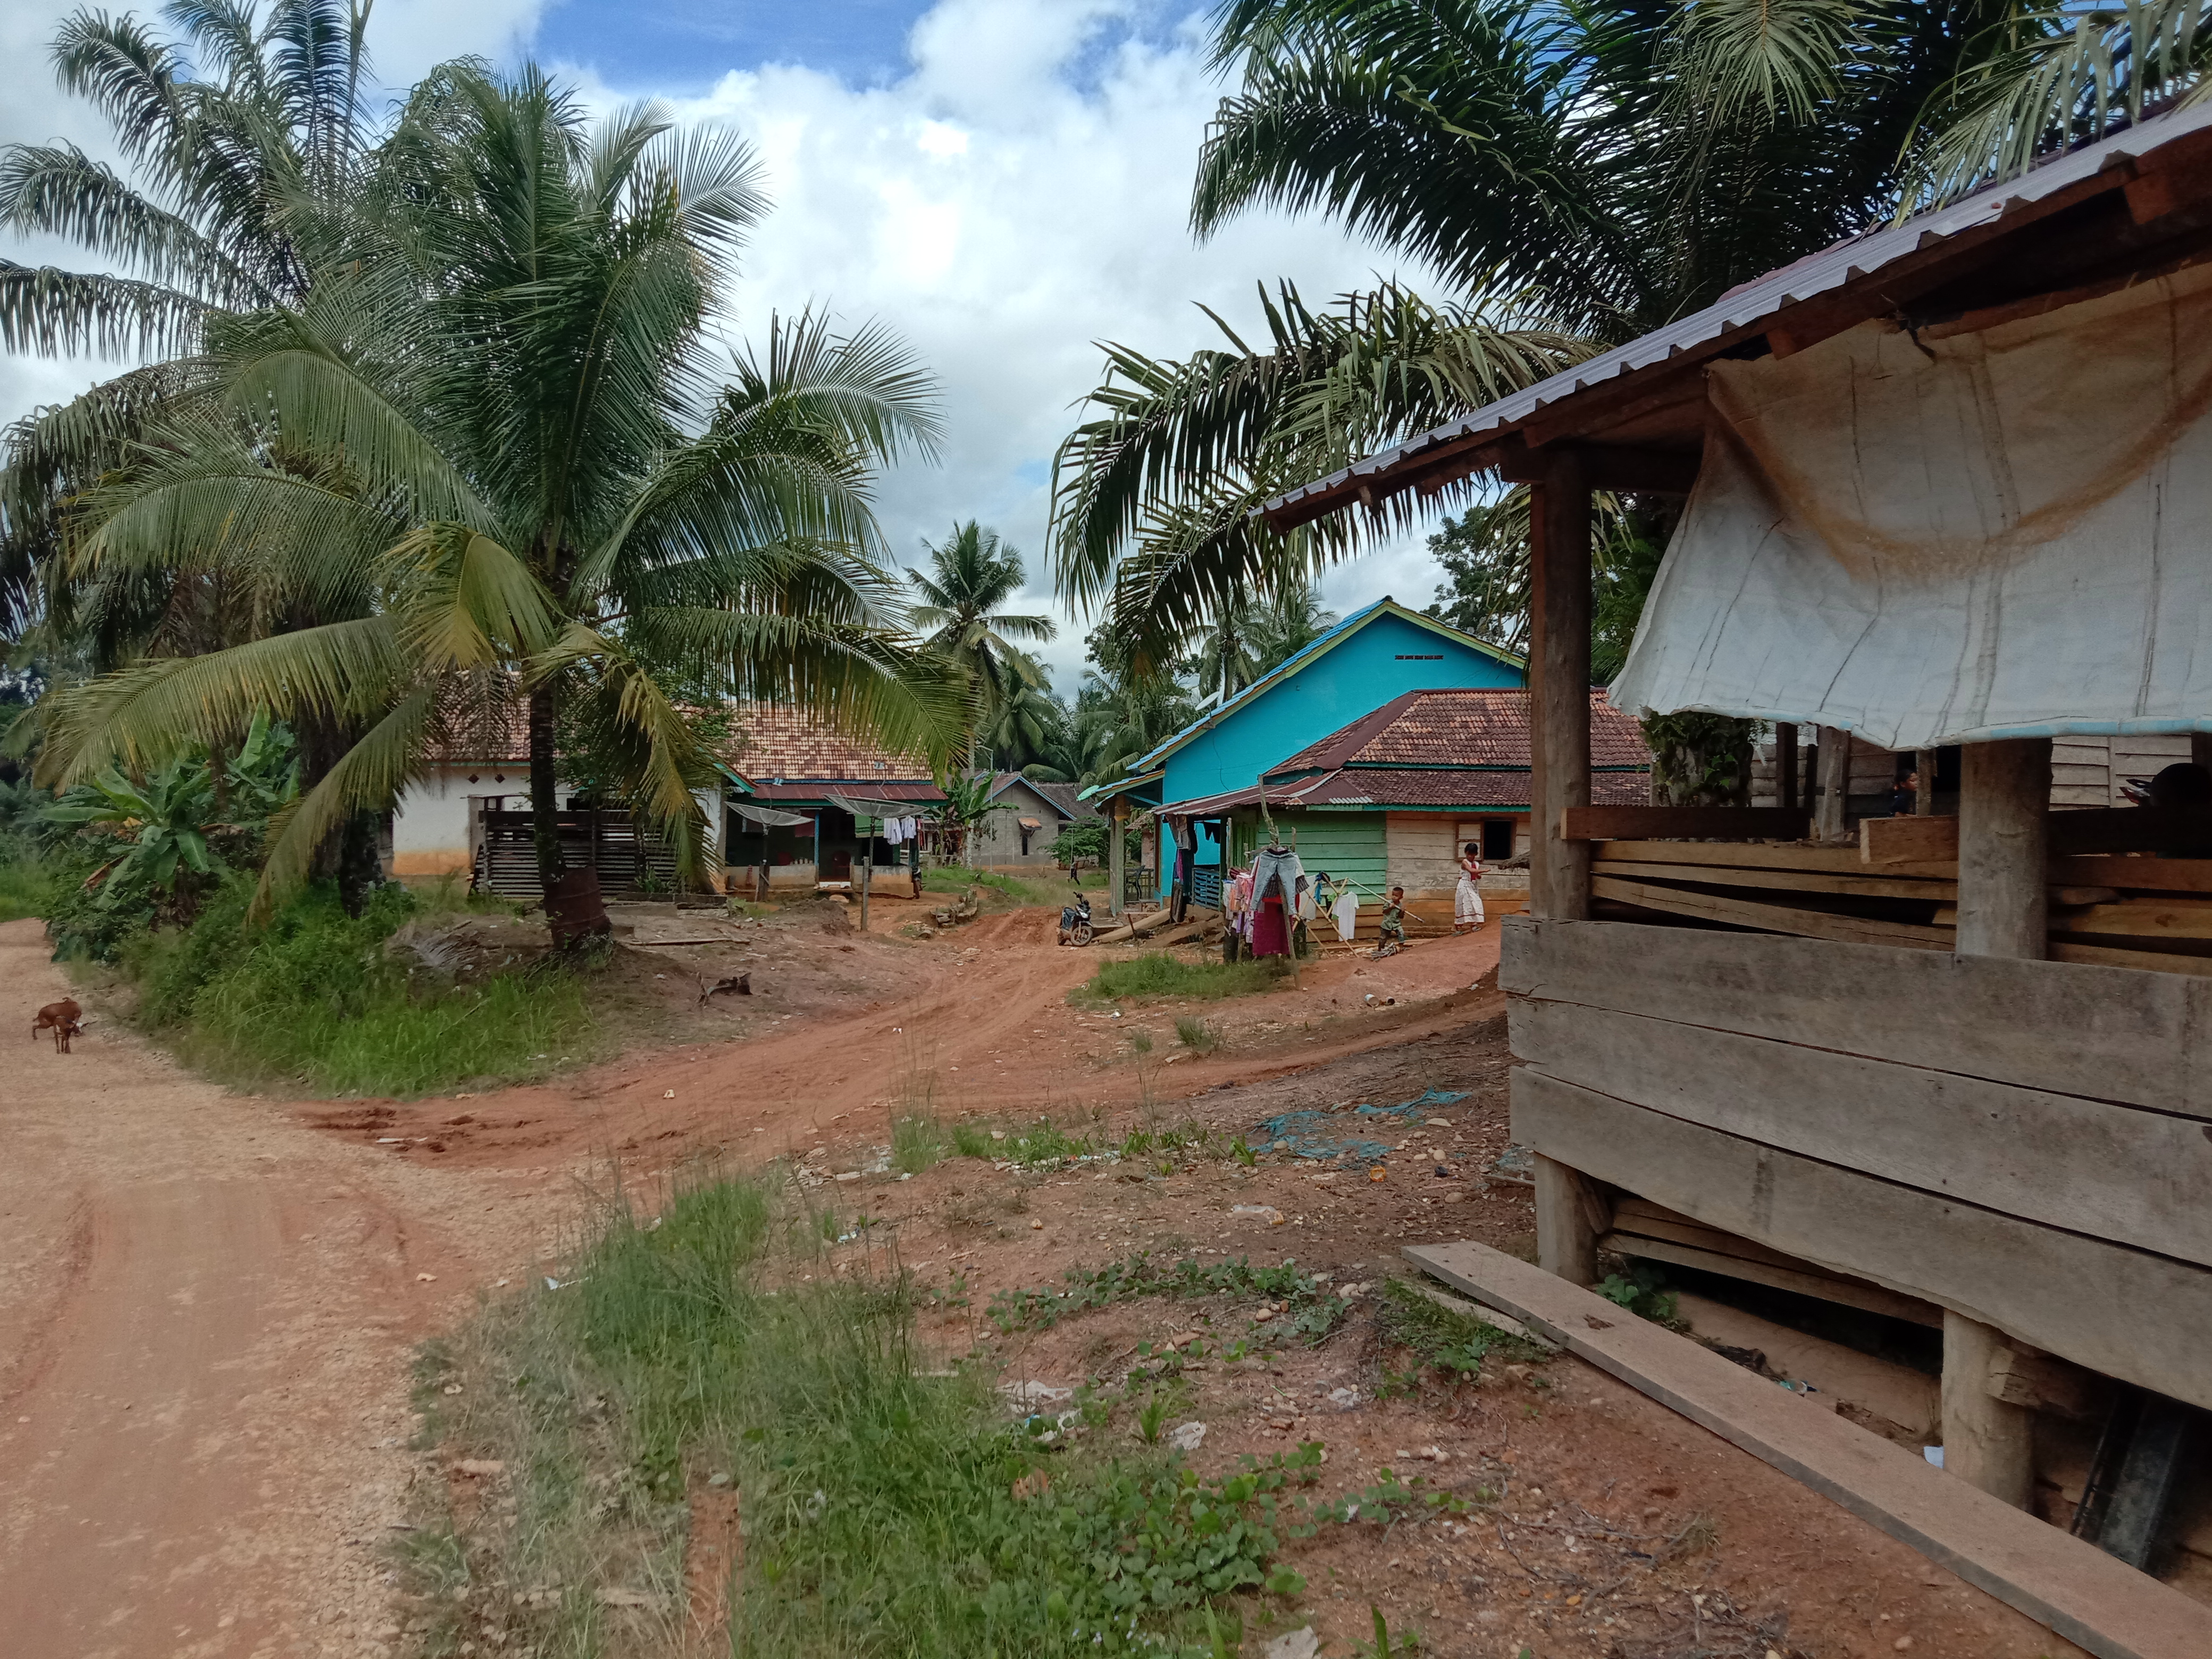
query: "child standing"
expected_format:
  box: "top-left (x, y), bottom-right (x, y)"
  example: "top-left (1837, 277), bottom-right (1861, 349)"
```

top-left (1375, 885), bottom-right (1409, 957)
top-left (1454, 842), bottom-right (1486, 933)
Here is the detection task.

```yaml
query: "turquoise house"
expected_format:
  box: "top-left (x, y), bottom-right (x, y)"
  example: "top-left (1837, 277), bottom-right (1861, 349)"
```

top-left (1131, 598), bottom-right (1525, 895)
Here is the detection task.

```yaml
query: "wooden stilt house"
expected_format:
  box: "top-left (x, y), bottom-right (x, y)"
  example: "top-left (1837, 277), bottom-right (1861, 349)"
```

top-left (1264, 103), bottom-right (2212, 1640)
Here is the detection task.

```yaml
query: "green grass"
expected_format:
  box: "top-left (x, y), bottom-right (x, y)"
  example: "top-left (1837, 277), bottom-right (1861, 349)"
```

top-left (892, 1112), bottom-right (947, 1174)
top-left (0, 852), bottom-right (52, 923)
top-left (1376, 1278), bottom-right (1555, 1380)
top-left (131, 878), bottom-right (600, 1097)
top-left (1174, 1015), bottom-right (1220, 1055)
top-left (1083, 954), bottom-right (1289, 1004)
top-left (407, 1171), bottom-right (1321, 1657)
top-left (921, 865), bottom-right (1082, 907)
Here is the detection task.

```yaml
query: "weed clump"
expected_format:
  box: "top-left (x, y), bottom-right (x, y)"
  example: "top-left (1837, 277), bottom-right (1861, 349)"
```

top-left (990, 1251), bottom-right (1351, 1345)
top-left (412, 1172), bottom-right (1320, 1656)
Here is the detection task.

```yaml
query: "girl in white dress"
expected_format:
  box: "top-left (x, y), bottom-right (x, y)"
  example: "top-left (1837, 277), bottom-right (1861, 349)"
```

top-left (1454, 843), bottom-right (1486, 933)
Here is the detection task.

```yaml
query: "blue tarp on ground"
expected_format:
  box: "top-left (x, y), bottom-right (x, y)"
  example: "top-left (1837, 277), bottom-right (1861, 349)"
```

top-left (1251, 1087), bottom-right (1469, 1166)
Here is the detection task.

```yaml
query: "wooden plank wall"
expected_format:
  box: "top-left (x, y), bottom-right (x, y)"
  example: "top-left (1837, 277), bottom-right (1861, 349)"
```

top-left (1502, 916), bottom-right (2212, 1410)
top-left (1755, 733), bottom-right (2196, 810)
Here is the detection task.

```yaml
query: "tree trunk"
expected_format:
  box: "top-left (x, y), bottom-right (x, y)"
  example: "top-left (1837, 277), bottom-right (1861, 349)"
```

top-left (337, 810), bottom-right (382, 918)
top-left (528, 681), bottom-right (564, 893)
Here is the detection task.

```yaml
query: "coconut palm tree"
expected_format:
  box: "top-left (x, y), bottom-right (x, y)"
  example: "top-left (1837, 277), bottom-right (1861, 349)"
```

top-left (32, 65), bottom-right (955, 920)
top-left (907, 520), bottom-right (1057, 749)
top-left (1, 0), bottom-right (375, 642)
top-left (1247, 585), bottom-right (1337, 677)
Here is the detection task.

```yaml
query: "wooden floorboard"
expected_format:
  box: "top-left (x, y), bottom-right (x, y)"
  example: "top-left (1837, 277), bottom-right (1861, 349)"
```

top-left (1403, 1239), bottom-right (2212, 1659)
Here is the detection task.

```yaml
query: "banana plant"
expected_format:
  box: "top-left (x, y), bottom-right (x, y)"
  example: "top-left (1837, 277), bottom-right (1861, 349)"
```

top-left (45, 758), bottom-right (221, 903)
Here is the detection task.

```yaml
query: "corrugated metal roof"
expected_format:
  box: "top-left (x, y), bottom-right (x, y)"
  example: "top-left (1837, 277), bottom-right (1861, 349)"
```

top-left (1263, 100), bottom-right (2212, 523)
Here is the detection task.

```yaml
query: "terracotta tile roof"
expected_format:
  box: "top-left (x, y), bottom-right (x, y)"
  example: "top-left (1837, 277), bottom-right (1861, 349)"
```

top-left (1269, 688), bottom-right (1649, 775)
top-left (1028, 780), bottom-right (1095, 820)
top-left (1297, 767), bottom-right (1649, 808)
top-left (722, 702), bottom-right (932, 782)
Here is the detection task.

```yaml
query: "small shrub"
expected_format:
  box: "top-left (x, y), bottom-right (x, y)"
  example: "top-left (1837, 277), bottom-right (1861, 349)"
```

top-left (1174, 1015), bottom-right (1219, 1055)
top-left (1596, 1263), bottom-right (1685, 1329)
top-left (892, 1112), bottom-right (946, 1174)
top-left (1127, 1028), bottom-right (1154, 1054)
top-left (951, 1121), bottom-right (992, 1158)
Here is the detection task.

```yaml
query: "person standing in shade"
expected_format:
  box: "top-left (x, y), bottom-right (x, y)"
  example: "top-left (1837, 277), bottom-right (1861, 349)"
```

top-left (1454, 842), bottom-right (1486, 934)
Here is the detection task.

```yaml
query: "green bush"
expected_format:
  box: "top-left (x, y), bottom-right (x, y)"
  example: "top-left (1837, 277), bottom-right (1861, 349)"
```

top-left (0, 840), bottom-right (54, 923)
top-left (1086, 954), bottom-right (1289, 1002)
top-left (130, 877), bottom-right (597, 1096)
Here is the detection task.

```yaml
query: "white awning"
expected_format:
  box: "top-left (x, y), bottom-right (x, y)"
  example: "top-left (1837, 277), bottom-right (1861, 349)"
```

top-left (1610, 263), bottom-right (2212, 749)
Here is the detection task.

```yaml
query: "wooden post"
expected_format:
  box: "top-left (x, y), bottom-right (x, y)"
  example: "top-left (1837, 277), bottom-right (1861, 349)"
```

top-left (1776, 723), bottom-right (1798, 815)
top-left (860, 824), bottom-right (872, 933)
top-left (1813, 727), bottom-right (1853, 841)
top-left (1942, 1311), bottom-right (2036, 1509)
top-left (1529, 449), bottom-right (1592, 921)
top-left (1534, 1156), bottom-right (1603, 1285)
top-left (1107, 798), bottom-right (1126, 918)
top-left (1917, 748), bottom-right (1940, 815)
top-left (1956, 739), bottom-right (2050, 960)
top-left (1800, 738), bottom-right (1818, 814)
top-left (1944, 735), bottom-right (2051, 1506)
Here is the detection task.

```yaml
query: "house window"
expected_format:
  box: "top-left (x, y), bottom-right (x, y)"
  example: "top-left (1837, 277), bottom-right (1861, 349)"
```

top-left (1481, 820), bottom-right (1515, 860)
top-left (1394, 653), bottom-right (1444, 660)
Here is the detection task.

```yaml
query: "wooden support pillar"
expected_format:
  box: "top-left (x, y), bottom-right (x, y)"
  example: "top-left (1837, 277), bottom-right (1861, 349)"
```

top-left (1529, 449), bottom-right (1592, 921)
top-left (1813, 726), bottom-right (1853, 841)
top-left (1534, 1154), bottom-right (1603, 1286)
top-left (1942, 1311), bottom-right (2037, 1510)
top-left (1917, 748), bottom-right (1940, 815)
top-left (1943, 735), bottom-right (2051, 1506)
top-left (1107, 797), bottom-right (1126, 918)
top-left (2193, 733), bottom-right (2212, 777)
top-left (1957, 738), bottom-right (2050, 960)
top-left (1775, 723), bottom-right (1798, 815)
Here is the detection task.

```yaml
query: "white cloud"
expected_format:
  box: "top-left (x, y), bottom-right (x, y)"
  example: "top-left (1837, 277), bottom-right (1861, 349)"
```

top-left (594, 0), bottom-right (1453, 688)
top-left (1, 0), bottom-right (1459, 685)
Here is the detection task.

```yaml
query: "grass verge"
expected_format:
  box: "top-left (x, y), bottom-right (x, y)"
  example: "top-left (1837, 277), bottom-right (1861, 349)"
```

top-left (130, 878), bottom-right (600, 1096)
top-left (406, 1170), bottom-right (1320, 1657)
top-left (0, 851), bottom-right (52, 923)
top-left (1082, 954), bottom-right (1289, 1004)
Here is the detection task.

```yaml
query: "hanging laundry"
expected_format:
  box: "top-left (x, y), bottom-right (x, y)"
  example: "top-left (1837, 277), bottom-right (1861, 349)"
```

top-left (883, 817), bottom-right (903, 847)
top-left (1333, 886), bottom-right (1359, 943)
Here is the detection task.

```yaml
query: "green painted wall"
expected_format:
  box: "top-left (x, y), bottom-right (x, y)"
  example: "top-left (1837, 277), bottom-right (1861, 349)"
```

top-left (1231, 811), bottom-right (1387, 901)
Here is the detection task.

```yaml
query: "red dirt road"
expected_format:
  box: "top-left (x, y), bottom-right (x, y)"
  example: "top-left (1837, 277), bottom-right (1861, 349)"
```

top-left (0, 906), bottom-right (1503, 1655)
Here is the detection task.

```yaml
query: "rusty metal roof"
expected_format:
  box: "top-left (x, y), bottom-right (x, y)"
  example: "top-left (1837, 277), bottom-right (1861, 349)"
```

top-left (1263, 100), bottom-right (2212, 527)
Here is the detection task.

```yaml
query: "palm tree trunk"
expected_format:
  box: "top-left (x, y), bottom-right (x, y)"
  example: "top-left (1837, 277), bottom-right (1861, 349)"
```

top-left (529, 682), bottom-right (564, 892)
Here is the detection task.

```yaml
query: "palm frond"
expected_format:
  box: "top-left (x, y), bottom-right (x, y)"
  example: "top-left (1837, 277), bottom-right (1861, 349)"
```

top-left (0, 260), bottom-right (208, 357)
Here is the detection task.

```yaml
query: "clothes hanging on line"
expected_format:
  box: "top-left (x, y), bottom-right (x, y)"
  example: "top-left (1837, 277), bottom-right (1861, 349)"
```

top-left (1333, 887), bottom-right (1359, 943)
top-left (883, 817), bottom-right (903, 846)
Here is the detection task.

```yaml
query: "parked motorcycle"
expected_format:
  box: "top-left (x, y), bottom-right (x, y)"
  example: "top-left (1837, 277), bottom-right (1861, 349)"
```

top-left (1058, 892), bottom-right (1094, 947)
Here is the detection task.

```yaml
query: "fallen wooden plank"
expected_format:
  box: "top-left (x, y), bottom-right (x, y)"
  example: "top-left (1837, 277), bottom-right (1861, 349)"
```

top-left (1402, 1238), bottom-right (2212, 1659)
top-left (1602, 1231), bottom-right (1944, 1326)
top-left (1593, 858), bottom-right (1955, 902)
top-left (1500, 916), bottom-right (2212, 1116)
top-left (2047, 897), bottom-right (2212, 939)
top-left (1510, 998), bottom-right (2212, 1256)
top-left (1590, 875), bottom-right (1956, 949)
top-left (1511, 1069), bottom-right (2212, 1411)
top-left (1561, 805), bottom-right (1808, 841)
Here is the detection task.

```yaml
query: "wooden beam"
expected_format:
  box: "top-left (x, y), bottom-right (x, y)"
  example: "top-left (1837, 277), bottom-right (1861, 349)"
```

top-left (1590, 874), bottom-right (1955, 949)
top-left (1403, 1237), bottom-right (2212, 1659)
top-left (1945, 1312), bottom-right (2037, 1509)
top-left (1529, 452), bottom-right (1592, 921)
top-left (1500, 914), bottom-right (2212, 1115)
top-left (1814, 726), bottom-right (1853, 841)
top-left (1596, 839), bottom-right (1952, 877)
top-left (1510, 1068), bottom-right (2212, 1412)
top-left (1562, 805), bottom-right (1808, 841)
top-left (1777, 723), bottom-right (1798, 815)
top-left (1511, 998), bottom-right (2212, 1264)
top-left (1601, 1231), bottom-right (1943, 1327)
top-left (1593, 858), bottom-right (1953, 901)
top-left (1862, 814), bottom-right (1959, 866)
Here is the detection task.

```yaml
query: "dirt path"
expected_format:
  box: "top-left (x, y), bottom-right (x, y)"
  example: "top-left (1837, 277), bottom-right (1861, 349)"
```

top-left (0, 907), bottom-right (1502, 1655)
top-left (0, 919), bottom-right (564, 1659)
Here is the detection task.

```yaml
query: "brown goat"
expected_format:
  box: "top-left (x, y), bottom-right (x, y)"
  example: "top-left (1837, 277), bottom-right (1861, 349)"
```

top-left (32, 999), bottom-right (82, 1054)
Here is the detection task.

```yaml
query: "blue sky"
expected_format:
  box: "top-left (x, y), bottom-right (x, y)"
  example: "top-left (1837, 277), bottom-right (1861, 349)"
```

top-left (0, 0), bottom-right (1451, 692)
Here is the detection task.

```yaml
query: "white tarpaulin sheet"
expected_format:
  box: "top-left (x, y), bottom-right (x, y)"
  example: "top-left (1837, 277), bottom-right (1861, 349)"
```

top-left (1610, 262), bottom-right (2212, 748)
